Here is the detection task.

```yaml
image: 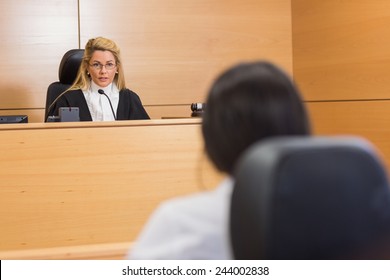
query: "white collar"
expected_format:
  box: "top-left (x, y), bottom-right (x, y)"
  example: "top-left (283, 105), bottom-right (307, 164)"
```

top-left (83, 81), bottom-right (120, 121)
top-left (90, 81), bottom-right (118, 96)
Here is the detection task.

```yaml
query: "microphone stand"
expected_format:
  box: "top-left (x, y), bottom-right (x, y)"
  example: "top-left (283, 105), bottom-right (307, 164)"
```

top-left (98, 89), bottom-right (117, 120)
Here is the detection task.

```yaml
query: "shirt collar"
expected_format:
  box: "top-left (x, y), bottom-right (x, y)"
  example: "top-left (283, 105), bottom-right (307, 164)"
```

top-left (90, 81), bottom-right (115, 95)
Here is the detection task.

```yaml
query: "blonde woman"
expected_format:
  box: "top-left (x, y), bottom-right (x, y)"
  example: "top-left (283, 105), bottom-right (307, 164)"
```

top-left (48, 37), bottom-right (149, 121)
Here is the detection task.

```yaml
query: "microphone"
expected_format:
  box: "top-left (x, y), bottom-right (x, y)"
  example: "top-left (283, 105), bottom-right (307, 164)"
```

top-left (46, 90), bottom-right (77, 122)
top-left (46, 90), bottom-right (69, 121)
top-left (98, 89), bottom-right (117, 120)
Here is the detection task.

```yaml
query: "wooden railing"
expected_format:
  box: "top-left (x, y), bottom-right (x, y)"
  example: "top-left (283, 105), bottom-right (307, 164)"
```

top-left (0, 242), bottom-right (132, 260)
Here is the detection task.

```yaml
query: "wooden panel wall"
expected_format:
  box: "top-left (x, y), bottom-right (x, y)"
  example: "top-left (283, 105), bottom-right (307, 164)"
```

top-left (79, 0), bottom-right (292, 118)
top-left (307, 101), bottom-right (390, 169)
top-left (0, 0), bottom-right (79, 121)
top-left (292, 0), bottom-right (390, 101)
top-left (0, 0), bottom-right (292, 122)
top-left (292, 1), bottom-right (390, 171)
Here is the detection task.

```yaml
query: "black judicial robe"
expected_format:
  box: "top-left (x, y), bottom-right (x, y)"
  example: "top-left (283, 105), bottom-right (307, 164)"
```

top-left (48, 88), bottom-right (150, 121)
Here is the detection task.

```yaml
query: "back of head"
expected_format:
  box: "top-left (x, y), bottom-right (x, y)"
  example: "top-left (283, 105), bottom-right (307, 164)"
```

top-left (202, 61), bottom-right (310, 174)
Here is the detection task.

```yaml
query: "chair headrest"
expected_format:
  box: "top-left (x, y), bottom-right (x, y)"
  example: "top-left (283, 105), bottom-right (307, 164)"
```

top-left (58, 49), bottom-right (84, 84)
top-left (231, 136), bottom-right (390, 259)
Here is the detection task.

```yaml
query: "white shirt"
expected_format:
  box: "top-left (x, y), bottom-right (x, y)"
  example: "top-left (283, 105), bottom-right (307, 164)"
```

top-left (127, 177), bottom-right (234, 260)
top-left (83, 81), bottom-right (119, 121)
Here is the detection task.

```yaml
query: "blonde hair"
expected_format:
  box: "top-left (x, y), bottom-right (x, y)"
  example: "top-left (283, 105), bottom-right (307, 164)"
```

top-left (69, 37), bottom-right (126, 91)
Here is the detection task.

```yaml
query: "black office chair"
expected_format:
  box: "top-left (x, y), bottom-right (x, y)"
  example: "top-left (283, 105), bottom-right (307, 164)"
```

top-left (230, 136), bottom-right (390, 259)
top-left (45, 49), bottom-right (84, 121)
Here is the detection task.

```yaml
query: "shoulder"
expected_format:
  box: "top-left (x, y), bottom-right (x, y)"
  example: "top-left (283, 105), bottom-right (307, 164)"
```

top-left (161, 178), bottom-right (234, 218)
top-left (119, 88), bottom-right (143, 104)
top-left (120, 88), bottom-right (140, 97)
top-left (128, 178), bottom-right (234, 259)
top-left (62, 89), bottom-right (83, 98)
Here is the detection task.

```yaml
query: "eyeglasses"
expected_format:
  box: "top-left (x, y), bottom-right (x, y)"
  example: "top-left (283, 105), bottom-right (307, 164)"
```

top-left (89, 62), bottom-right (117, 70)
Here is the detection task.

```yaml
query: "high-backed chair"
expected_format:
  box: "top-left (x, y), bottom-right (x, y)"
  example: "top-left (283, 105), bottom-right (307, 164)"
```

top-left (45, 49), bottom-right (84, 121)
top-left (231, 136), bottom-right (390, 259)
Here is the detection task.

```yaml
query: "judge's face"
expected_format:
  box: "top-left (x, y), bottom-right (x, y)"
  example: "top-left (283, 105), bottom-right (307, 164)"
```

top-left (88, 50), bottom-right (118, 88)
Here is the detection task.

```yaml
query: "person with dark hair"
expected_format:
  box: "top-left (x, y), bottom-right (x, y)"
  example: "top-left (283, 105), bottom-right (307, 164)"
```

top-left (128, 61), bottom-right (311, 259)
top-left (47, 37), bottom-right (149, 121)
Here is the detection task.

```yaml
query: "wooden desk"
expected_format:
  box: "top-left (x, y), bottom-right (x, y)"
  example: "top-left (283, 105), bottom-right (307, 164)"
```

top-left (0, 119), bottom-right (223, 255)
top-left (0, 242), bottom-right (133, 260)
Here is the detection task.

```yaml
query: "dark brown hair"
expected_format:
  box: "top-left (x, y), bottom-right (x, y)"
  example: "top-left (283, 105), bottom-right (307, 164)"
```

top-left (202, 61), bottom-right (311, 174)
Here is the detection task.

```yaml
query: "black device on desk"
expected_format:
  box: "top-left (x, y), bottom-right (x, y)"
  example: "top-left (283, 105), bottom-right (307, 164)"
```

top-left (46, 107), bottom-right (80, 122)
top-left (0, 115), bottom-right (28, 124)
top-left (191, 103), bottom-right (206, 117)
